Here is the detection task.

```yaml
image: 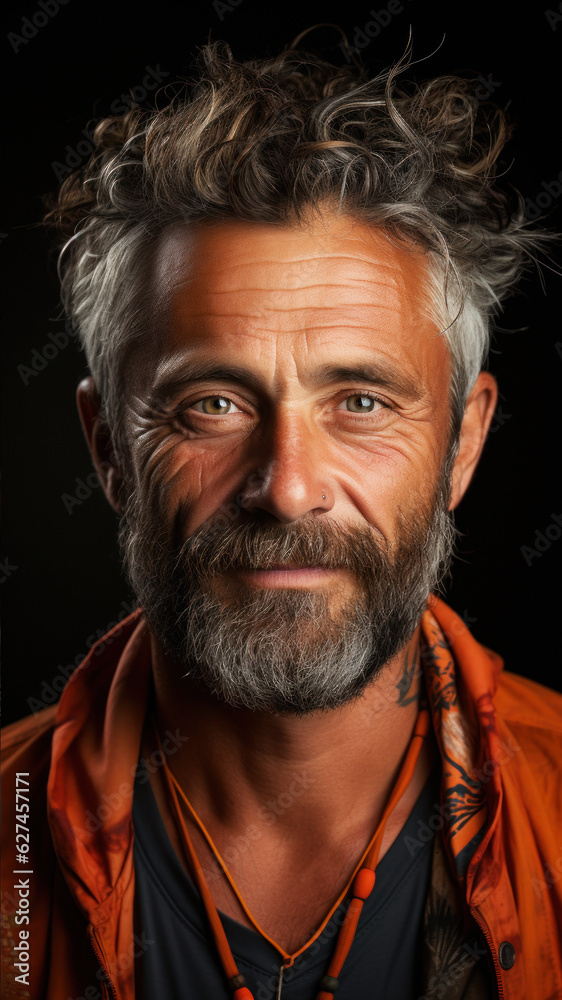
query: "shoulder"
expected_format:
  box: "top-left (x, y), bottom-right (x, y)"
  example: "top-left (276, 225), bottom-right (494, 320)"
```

top-left (1, 705), bottom-right (57, 784)
top-left (493, 669), bottom-right (562, 812)
top-left (1, 708), bottom-right (58, 891)
top-left (494, 668), bottom-right (562, 736)
top-left (1, 608), bottom-right (145, 773)
top-left (1, 704), bottom-right (58, 754)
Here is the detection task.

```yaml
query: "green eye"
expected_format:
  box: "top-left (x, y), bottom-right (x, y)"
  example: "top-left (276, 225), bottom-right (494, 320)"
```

top-left (194, 396), bottom-right (233, 415)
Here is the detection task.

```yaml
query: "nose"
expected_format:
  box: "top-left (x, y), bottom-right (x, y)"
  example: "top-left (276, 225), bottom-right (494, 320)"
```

top-left (239, 413), bottom-right (333, 523)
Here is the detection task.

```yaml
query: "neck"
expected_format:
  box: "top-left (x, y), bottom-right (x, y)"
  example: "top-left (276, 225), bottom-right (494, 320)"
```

top-left (148, 625), bottom-right (429, 841)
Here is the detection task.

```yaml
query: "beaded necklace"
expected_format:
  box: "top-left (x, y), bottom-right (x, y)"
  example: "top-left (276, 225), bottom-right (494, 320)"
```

top-left (152, 700), bottom-right (430, 1000)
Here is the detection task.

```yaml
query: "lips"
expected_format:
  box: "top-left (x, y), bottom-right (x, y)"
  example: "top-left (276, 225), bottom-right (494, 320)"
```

top-left (227, 564), bottom-right (339, 587)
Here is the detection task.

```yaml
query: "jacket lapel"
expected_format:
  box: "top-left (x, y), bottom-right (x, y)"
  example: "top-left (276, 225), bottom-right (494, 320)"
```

top-left (47, 611), bottom-right (151, 999)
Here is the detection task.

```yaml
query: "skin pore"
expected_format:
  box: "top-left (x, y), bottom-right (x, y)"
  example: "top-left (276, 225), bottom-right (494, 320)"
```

top-left (76, 207), bottom-right (497, 953)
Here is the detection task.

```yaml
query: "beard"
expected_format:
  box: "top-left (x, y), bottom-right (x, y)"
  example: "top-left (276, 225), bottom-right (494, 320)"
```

top-left (117, 458), bottom-right (457, 717)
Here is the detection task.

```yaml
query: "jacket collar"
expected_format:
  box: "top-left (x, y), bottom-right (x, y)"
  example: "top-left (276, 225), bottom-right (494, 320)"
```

top-left (46, 596), bottom-right (506, 981)
top-left (422, 595), bottom-right (504, 901)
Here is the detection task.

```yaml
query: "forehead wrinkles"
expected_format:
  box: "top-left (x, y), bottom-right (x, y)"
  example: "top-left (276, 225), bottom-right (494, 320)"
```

top-left (175, 259), bottom-right (403, 310)
top-left (155, 217), bottom-right (429, 307)
top-left (166, 262), bottom-right (429, 346)
top-left (144, 222), bottom-right (439, 392)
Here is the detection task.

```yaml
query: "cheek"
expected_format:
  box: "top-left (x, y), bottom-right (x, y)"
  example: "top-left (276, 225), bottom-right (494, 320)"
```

top-left (334, 430), bottom-right (445, 532)
top-left (139, 435), bottom-right (251, 536)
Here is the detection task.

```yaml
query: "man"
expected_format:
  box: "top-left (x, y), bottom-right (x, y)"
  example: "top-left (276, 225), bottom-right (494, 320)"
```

top-left (2, 36), bottom-right (562, 1000)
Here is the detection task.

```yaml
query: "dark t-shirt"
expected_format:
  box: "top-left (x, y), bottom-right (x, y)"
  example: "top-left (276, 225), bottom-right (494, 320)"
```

top-left (132, 756), bottom-right (442, 999)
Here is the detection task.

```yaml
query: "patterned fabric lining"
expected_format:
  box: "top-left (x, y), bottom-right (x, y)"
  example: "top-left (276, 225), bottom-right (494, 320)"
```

top-left (421, 608), bottom-right (489, 880)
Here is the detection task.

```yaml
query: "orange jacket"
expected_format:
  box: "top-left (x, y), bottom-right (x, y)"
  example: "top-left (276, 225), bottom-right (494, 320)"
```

top-left (2, 595), bottom-right (562, 1000)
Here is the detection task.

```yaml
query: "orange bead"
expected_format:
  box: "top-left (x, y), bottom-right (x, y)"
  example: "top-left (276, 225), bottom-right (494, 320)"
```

top-left (233, 989), bottom-right (254, 1000)
top-left (353, 867), bottom-right (376, 899)
top-left (317, 993), bottom-right (334, 1000)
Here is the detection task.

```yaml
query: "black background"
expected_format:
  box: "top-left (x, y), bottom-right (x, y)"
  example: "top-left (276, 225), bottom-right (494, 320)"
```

top-left (3, 0), bottom-right (561, 725)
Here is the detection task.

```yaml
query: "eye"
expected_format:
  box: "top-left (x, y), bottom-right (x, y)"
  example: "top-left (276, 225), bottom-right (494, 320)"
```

top-left (190, 395), bottom-right (241, 415)
top-left (337, 393), bottom-right (385, 414)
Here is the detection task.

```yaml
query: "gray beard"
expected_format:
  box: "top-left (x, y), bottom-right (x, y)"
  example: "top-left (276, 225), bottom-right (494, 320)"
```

top-left (117, 461), bottom-right (457, 716)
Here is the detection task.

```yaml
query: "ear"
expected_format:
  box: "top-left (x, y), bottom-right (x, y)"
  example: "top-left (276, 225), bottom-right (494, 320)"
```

top-left (449, 371), bottom-right (498, 511)
top-left (76, 376), bottom-right (124, 515)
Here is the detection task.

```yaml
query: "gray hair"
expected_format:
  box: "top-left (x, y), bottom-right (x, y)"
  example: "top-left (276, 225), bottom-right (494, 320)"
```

top-left (43, 35), bottom-right (555, 463)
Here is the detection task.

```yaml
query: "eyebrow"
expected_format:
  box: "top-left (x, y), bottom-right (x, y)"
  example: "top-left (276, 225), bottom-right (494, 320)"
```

top-left (307, 362), bottom-right (423, 402)
top-left (151, 357), bottom-right (424, 406)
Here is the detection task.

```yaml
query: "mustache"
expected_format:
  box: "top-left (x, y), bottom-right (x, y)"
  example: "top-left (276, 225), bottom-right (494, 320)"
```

top-left (168, 510), bottom-right (424, 581)
top-left (119, 456), bottom-right (453, 597)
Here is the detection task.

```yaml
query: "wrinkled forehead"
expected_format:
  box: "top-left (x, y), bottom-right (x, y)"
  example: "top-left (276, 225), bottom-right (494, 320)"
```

top-left (153, 212), bottom-right (433, 317)
top-left (128, 212), bottom-right (449, 394)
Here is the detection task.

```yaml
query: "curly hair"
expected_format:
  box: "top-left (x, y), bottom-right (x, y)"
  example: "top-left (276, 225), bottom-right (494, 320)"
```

top-left (43, 33), bottom-right (555, 464)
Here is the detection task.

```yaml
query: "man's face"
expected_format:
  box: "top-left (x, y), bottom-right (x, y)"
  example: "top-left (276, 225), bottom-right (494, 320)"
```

top-left (117, 208), bottom-right (456, 715)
